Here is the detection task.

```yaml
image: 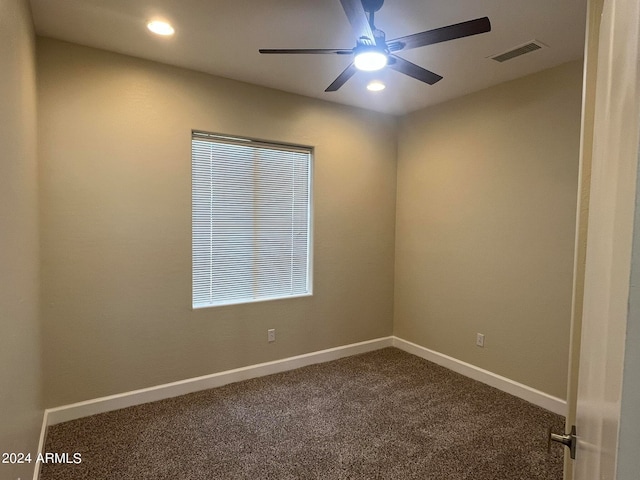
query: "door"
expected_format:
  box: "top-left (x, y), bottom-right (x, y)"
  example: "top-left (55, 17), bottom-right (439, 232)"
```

top-left (572, 0), bottom-right (640, 478)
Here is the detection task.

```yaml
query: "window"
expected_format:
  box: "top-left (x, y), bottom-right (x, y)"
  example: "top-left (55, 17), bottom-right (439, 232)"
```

top-left (192, 131), bottom-right (312, 308)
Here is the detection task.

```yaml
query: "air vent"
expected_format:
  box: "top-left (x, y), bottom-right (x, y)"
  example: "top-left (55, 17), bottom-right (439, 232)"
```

top-left (489, 40), bottom-right (547, 63)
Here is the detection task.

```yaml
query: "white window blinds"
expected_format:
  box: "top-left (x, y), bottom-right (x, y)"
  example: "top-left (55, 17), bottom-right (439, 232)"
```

top-left (192, 132), bottom-right (312, 308)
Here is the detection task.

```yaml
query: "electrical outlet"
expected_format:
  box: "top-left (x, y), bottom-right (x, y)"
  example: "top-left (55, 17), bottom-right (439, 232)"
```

top-left (476, 333), bottom-right (485, 347)
top-left (268, 328), bottom-right (276, 343)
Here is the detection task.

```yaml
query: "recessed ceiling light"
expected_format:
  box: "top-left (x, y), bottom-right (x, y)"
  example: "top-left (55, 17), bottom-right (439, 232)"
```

top-left (147, 20), bottom-right (175, 36)
top-left (367, 80), bottom-right (386, 92)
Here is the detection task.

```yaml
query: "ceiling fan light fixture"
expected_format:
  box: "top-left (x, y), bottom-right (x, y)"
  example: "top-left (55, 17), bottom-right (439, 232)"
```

top-left (354, 48), bottom-right (388, 71)
top-left (367, 80), bottom-right (386, 91)
top-left (147, 20), bottom-right (175, 36)
top-left (258, 0), bottom-right (491, 93)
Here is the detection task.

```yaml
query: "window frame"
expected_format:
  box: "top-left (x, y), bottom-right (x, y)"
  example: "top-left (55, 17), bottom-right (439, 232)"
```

top-left (191, 130), bottom-right (314, 309)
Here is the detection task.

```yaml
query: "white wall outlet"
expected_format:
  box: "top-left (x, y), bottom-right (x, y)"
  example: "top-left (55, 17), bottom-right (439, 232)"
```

top-left (476, 333), bottom-right (485, 347)
top-left (268, 328), bottom-right (276, 343)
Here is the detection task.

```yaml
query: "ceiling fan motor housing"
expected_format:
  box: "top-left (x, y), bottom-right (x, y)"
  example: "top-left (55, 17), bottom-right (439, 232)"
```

top-left (373, 28), bottom-right (387, 47)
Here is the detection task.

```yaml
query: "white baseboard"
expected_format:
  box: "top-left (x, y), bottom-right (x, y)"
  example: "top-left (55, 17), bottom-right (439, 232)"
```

top-left (32, 334), bottom-right (566, 479)
top-left (41, 334), bottom-right (565, 436)
top-left (392, 336), bottom-right (567, 416)
top-left (44, 336), bottom-right (394, 427)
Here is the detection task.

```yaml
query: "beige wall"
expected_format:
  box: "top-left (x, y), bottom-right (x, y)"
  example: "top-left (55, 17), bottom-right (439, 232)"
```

top-left (394, 61), bottom-right (583, 399)
top-left (37, 38), bottom-right (397, 407)
top-left (0, 0), bottom-right (42, 478)
top-left (36, 36), bottom-right (581, 408)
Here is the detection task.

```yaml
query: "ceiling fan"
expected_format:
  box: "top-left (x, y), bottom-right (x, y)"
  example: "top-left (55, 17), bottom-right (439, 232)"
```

top-left (259, 0), bottom-right (491, 92)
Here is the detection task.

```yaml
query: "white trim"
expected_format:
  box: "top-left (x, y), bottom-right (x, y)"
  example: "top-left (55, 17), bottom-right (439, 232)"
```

top-left (392, 336), bottom-right (567, 416)
top-left (44, 337), bottom-right (393, 426)
top-left (40, 334), bottom-right (566, 437)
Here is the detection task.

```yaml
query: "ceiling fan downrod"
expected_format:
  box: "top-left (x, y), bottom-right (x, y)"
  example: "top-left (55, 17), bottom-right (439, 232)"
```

top-left (362, 0), bottom-right (384, 30)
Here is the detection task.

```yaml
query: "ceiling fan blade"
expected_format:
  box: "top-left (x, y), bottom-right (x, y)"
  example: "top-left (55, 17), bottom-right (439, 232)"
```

top-left (339, 0), bottom-right (375, 45)
top-left (259, 48), bottom-right (352, 55)
top-left (389, 55), bottom-right (442, 85)
top-left (325, 63), bottom-right (358, 92)
top-left (388, 17), bottom-right (491, 52)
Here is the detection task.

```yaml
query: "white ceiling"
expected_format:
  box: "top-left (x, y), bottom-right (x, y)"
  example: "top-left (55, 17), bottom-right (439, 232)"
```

top-left (29, 0), bottom-right (587, 116)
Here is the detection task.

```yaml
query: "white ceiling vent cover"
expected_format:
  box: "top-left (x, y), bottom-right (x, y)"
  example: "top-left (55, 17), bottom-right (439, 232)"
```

top-left (489, 40), bottom-right (547, 62)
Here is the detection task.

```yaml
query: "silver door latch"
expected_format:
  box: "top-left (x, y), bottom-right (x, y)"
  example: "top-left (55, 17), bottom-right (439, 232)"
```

top-left (547, 425), bottom-right (577, 459)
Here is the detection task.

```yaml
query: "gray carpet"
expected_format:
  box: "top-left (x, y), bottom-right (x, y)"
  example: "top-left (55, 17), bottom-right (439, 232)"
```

top-left (41, 348), bottom-right (565, 479)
